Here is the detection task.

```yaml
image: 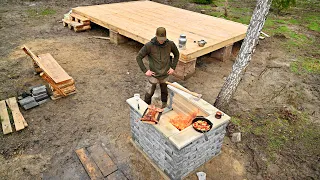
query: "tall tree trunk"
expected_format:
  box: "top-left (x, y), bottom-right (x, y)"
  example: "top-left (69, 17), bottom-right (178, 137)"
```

top-left (214, 0), bottom-right (273, 108)
top-left (224, 0), bottom-right (229, 17)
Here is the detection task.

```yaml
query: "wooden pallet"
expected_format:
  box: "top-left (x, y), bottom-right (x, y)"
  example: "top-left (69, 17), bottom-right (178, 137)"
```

top-left (62, 12), bottom-right (91, 32)
top-left (22, 46), bottom-right (76, 100)
top-left (70, 12), bottom-right (91, 25)
top-left (0, 97), bottom-right (27, 135)
top-left (75, 144), bottom-right (127, 180)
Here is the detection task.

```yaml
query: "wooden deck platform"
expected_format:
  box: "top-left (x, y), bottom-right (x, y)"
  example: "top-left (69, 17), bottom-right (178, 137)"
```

top-left (72, 1), bottom-right (248, 78)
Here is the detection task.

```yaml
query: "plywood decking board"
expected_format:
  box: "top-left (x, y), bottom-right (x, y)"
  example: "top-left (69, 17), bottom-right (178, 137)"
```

top-left (37, 53), bottom-right (72, 84)
top-left (73, 1), bottom-right (247, 62)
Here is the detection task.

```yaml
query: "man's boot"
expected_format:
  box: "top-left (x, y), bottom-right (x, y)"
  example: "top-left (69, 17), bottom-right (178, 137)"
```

top-left (161, 101), bottom-right (167, 109)
top-left (160, 83), bottom-right (168, 108)
top-left (144, 93), bottom-right (152, 105)
top-left (145, 83), bottom-right (156, 105)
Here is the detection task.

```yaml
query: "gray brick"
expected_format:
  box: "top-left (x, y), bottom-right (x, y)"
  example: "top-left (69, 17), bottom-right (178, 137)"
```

top-left (31, 85), bottom-right (46, 91)
top-left (37, 98), bottom-right (49, 105)
top-left (22, 101), bottom-right (39, 110)
top-left (18, 96), bottom-right (36, 106)
top-left (33, 93), bottom-right (49, 102)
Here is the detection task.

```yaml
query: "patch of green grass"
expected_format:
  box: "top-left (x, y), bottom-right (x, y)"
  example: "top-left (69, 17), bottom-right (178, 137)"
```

top-left (269, 25), bottom-right (314, 51)
top-left (230, 7), bottom-right (252, 14)
top-left (231, 15), bottom-right (251, 24)
top-left (301, 15), bottom-right (320, 32)
top-left (288, 19), bottom-right (299, 24)
top-left (291, 57), bottom-right (320, 75)
top-left (27, 9), bottom-right (38, 17)
top-left (196, 5), bottom-right (213, 10)
top-left (193, 0), bottom-right (212, 5)
top-left (232, 109), bottom-right (320, 160)
top-left (273, 25), bottom-right (291, 34)
top-left (212, 0), bottom-right (225, 6)
top-left (7, 107), bottom-right (13, 123)
top-left (274, 19), bottom-right (287, 24)
top-left (264, 18), bottom-right (275, 28)
top-left (208, 11), bottom-right (226, 18)
top-left (40, 8), bottom-right (56, 16)
top-left (290, 61), bottom-right (299, 74)
top-left (26, 8), bottom-right (56, 17)
top-left (307, 22), bottom-right (320, 32)
top-left (0, 116), bottom-right (3, 123)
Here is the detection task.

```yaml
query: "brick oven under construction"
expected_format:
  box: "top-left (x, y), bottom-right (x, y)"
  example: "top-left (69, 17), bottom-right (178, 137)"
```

top-left (127, 82), bottom-right (230, 180)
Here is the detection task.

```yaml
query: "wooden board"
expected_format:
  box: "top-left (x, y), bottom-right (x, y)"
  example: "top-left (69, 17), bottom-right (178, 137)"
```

top-left (75, 148), bottom-right (104, 180)
top-left (62, 19), bottom-right (83, 27)
top-left (72, 1), bottom-right (247, 62)
top-left (173, 94), bottom-right (209, 117)
top-left (5, 97), bottom-right (27, 131)
top-left (87, 144), bottom-right (118, 177)
top-left (51, 91), bottom-right (77, 100)
top-left (37, 53), bottom-right (72, 84)
top-left (56, 79), bottom-right (75, 89)
top-left (172, 103), bottom-right (189, 116)
top-left (0, 100), bottom-right (13, 135)
top-left (70, 12), bottom-right (90, 22)
top-left (74, 25), bottom-right (91, 32)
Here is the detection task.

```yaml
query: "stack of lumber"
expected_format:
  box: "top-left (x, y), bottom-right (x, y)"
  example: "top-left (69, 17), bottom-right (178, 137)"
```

top-left (22, 46), bottom-right (76, 100)
top-left (0, 97), bottom-right (28, 135)
top-left (62, 12), bottom-right (91, 32)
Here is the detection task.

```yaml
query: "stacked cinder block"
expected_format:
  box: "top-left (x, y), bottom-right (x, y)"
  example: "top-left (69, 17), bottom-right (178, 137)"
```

top-left (18, 85), bottom-right (49, 110)
top-left (130, 107), bottom-right (227, 180)
top-left (31, 85), bottom-right (49, 103)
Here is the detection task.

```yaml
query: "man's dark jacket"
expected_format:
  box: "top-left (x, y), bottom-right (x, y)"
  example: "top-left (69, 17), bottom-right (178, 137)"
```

top-left (136, 37), bottom-right (180, 79)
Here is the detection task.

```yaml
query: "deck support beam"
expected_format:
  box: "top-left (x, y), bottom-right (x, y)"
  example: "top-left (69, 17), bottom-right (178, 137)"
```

top-left (109, 30), bottom-right (129, 45)
top-left (173, 58), bottom-right (196, 80)
top-left (210, 44), bottom-right (233, 61)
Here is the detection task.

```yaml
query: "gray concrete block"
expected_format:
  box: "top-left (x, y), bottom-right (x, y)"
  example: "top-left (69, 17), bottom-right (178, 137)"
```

top-left (31, 85), bottom-right (47, 96)
top-left (231, 132), bottom-right (241, 143)
top-left (33, 93), bottom-right (49, 102)
top-left (18, 96), bottom-right (36, 106)
top-left (23, 101), bottom-right (39, 110)
top-left (37, 98), bottom-right (49, 105)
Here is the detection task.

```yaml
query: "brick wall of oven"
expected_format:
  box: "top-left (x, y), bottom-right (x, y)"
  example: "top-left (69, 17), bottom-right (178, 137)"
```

top-left (130, 107), bottom-right (228, 180)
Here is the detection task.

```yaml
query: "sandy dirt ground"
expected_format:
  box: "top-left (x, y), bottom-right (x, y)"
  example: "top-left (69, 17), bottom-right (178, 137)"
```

top-left (0, 0), bottom-right (319, 180)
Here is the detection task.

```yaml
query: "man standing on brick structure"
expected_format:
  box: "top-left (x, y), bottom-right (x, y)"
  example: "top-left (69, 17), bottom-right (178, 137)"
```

top-left (136, 27), bottom-right (180, 108)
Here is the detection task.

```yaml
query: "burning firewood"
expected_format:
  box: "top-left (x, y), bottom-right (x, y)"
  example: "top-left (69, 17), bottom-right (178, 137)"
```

top-left (170, 110), bottom-right (199, 131)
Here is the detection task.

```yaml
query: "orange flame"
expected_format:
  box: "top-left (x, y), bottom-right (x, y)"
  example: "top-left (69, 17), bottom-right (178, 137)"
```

top-left (170, 110), bottom-right (199, 131)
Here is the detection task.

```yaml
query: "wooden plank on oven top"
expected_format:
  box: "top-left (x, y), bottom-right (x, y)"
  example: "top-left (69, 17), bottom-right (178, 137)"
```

top-left (173, 94), bottom-right (209, 116)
